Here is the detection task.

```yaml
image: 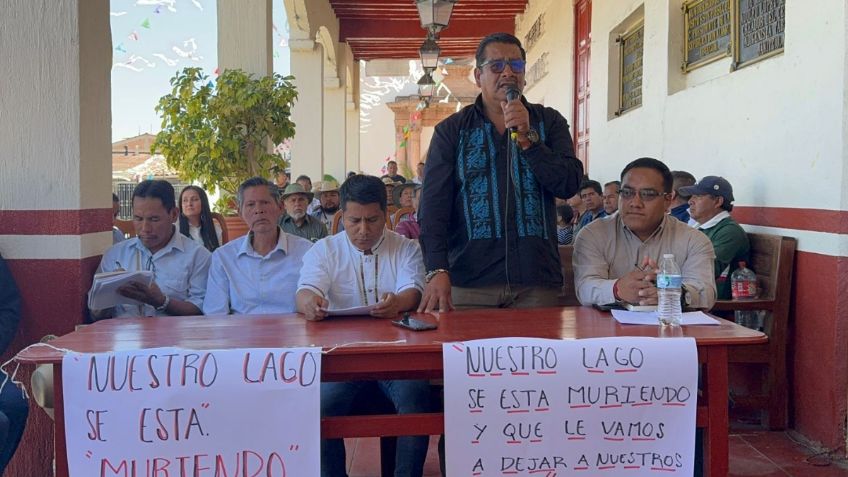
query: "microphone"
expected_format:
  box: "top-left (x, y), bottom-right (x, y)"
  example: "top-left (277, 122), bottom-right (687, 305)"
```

top-left (505, 87), bottom-right (521, 140)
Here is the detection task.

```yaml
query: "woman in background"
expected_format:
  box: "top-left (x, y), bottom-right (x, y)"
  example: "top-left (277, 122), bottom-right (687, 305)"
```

top-left (179, 185), bottom-right (222, 251)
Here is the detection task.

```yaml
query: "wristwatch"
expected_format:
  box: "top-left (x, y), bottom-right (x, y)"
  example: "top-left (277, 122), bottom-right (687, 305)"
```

top-left (517, 128), bottom-right (541, 150)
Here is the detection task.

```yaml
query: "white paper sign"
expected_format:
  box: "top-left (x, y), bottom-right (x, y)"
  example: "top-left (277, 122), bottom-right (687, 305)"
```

top-left (443, 337), bottom-right (698, 476)
top-left (611, 310), bottom-right (721, 326)
top-left (62, 347), bottom-right (321, 477)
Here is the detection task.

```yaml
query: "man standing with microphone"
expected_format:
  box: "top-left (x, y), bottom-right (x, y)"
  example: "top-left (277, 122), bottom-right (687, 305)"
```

top-left (419, 32), bottom-right (583, 312)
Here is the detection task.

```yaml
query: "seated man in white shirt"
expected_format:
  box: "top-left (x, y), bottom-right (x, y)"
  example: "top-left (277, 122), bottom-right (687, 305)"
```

top-left (203, 177), bottom-right (313, 315)
top-left (91, 180), bottom-right (211, 319)
top-left (296, 174), bottom-right (430, 477)
top-left (573, 158), bottom-right (716, 309)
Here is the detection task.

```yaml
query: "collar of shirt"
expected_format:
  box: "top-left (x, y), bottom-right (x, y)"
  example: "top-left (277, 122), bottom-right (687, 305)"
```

top-left (694, 210), bottom-right (730, 230)
top-left (239, 227), bottom-right (289, 258)
top-left (129, 225), bottom-right (185, 259)
top-left (618, 213), bottom-right (669, 244)
top-left (345, 230), bottom-right (387, 255)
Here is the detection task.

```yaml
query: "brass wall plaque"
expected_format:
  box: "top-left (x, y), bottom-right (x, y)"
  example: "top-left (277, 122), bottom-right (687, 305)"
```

top-left (618, 24), bottom-right (644, 115)
top-left (734, 0), bottom-right (785, 69)
top-left (683, 0), bottom-right (732, 71)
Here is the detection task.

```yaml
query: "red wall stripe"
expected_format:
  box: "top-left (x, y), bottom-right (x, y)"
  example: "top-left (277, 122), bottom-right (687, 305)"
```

top-left (0, 209), bottom-right (112, 235)
top-left (732, 206), bottom-right (848, 235)
top-left (789, 251), bottom-right (848, 447)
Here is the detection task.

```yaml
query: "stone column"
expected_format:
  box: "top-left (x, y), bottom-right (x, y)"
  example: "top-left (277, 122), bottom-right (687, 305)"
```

top-left (0, 1), bottom-right (112, 474)
top-left (217, 0), bottom-right (273, 76)
top-left (289, 39), bottom-right (324, 180)
top-left (345, 100), bottom-right (361, 175)
top-left (345, 60), bottom-right (361, 175)
top-left (323, 77), bottom-right (346, 182)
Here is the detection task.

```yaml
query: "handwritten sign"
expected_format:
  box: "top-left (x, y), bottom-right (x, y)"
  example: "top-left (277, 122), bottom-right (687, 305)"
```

top-left (443, 337), bottom-right (698, 476)
top-left (63, 347), bottom-right (321, 477)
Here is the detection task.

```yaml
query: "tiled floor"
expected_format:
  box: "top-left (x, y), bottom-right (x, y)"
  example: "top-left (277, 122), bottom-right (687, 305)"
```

top-left (344, 431), bottom-right (848, 476)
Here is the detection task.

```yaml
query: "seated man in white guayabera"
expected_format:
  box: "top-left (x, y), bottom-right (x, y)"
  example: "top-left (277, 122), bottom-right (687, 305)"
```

top-left (91, 180), bottom-right (211, 319)
top-left (296, 174), bottom-right (430, 477)
top-left (203, 177), bottom-right (313, 315)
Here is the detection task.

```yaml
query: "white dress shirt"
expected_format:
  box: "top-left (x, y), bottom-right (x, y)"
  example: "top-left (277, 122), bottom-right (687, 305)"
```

top-left (203, 229), bottom-right (313, 315)
top-left (297, 230), bottom-right (424, 310)
top-left (94, 227), bottom-right (211, 317)
top-left (187, 223), bottom-right (223, 247)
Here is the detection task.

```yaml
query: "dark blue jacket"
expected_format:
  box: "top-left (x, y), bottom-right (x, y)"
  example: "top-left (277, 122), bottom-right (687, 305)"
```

top-left (0, 255), bottom-right (20, 354)
top-left (419, 95), bottom-right (583, 288)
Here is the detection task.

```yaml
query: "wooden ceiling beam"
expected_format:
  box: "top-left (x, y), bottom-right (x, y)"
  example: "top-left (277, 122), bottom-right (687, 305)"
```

top-left (340, 18), bottom-right (514, 41)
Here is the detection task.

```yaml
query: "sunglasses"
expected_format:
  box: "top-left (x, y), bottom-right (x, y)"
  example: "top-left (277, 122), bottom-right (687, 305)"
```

top-left (478, 58), bottom-right (527, 74)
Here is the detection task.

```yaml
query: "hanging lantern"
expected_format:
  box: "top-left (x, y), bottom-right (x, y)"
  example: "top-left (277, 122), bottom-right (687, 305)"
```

top-left (415, 0), bottom-right (457, 34)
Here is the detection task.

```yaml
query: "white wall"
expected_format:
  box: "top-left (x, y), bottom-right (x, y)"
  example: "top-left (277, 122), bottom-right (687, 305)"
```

top-left (358, 61), bottom-right (419, 176)
top-left (515, 0), bottom-right (576, 121)
top-left (0, 0), bottom-right (111, 210)
top-left (589, 0), bottom-right (846, 211)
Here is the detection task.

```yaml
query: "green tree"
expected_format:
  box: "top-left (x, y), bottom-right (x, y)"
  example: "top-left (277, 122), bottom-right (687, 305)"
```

top-left (152, 67), bottom-right (297, 211)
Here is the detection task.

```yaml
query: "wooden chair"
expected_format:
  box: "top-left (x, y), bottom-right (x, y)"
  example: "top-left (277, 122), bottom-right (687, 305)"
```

top-left (557, 245), bottom-right (579, 306)
top-left (331, 211), bottom-right (343, 235)
top-left (211, 212), bottom-right (229, 244)
top-left (392, 207), bottom-right (415, 227)
top-left (115, 219), bottom-right (134, 239)
top-left (711, 233), bottom-right (796, 430)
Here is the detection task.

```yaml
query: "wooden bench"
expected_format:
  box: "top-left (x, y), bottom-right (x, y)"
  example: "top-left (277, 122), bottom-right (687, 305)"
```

top-left (114, 219), bottom-right (134, 239)
top-left (558, 245), bottom-right (579, 306)
top-left (711, 233), bottom-right (796, 430)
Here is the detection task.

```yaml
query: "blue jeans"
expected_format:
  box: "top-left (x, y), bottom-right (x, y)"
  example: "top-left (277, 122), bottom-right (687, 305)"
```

top-left (0, 374), bottom-right (28, 474)
top-left (321, 380), bottom-right (431, 477)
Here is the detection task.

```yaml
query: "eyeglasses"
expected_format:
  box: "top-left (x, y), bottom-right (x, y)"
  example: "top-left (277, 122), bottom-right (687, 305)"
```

top-left (618, 188), bottom-right (669, 202)
top-left (477, 58), bottom-right (527, 74)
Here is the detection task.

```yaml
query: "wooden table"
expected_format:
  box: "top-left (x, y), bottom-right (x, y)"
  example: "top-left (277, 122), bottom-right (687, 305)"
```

top-left (17, 307), bottom-right (765, 477)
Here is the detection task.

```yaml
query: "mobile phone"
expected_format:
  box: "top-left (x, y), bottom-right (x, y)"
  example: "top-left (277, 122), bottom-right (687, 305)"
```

top-left (392, 314), bottom-right (438, 331)
top-left (593, 302), bottom-right (624, 312)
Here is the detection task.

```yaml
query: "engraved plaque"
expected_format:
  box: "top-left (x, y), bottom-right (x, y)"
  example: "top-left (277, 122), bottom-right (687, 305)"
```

top-left (619, 24), bottom-right (644, 114)
top-left (683, 0), bottom-right (732, 71)
top-left (734, 0), bottom-right (785, 69)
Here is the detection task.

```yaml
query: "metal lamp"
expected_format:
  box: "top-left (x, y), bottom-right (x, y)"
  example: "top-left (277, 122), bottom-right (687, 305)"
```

top-left (419, 35), bottom-right (441, 70)
top-left (415, 0), bottom-right (457, 34)
top-left (417, 68), bottom-right (436, 107)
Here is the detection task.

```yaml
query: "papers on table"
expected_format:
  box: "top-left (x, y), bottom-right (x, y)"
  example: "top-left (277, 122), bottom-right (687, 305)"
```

top-left (323, 304), bottom-right (377, 316)
top-left (611, 309), bottom-right (721, 326)
top-left (87, 270), bottom-right (154, 310)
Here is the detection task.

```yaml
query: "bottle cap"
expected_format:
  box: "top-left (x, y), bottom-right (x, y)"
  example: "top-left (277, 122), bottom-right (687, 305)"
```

top-left (738, 260), bottom-right (747, 267)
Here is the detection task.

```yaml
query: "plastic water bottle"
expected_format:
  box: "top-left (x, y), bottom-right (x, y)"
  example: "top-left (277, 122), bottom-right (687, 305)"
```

top-left (657, 254), bottom-right (683, 326)
top-left (731, 261), bottom-right (761, 330)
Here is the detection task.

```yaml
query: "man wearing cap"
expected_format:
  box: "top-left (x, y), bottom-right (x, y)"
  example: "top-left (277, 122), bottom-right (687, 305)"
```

top-left (278, 183), bottom-right (328, 242)
top-left (382, 176), bottom-right (401, 209)
top-left (682, 176), bottom-right (750, 299)
top-left (419, 32), bottom-right (583, 311)
top-left (668, 170), bottom-right (697, 223)
top-left (312, 179), bottom-right (342, 231)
